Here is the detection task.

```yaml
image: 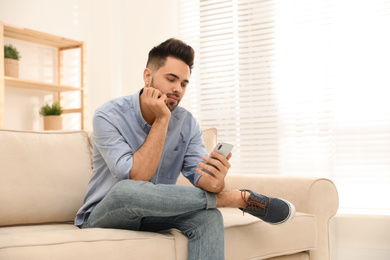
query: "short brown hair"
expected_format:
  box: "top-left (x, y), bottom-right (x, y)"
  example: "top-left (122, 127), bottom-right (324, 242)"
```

top-left (146, 38), bottom-right (194, 73)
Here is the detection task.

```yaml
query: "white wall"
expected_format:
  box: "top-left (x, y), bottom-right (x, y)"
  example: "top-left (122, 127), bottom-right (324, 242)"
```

top-left (330, 214), bottom-right (390, 260)
top-left (3, 1), bottom-right (390, 259)
top-left (0, 0), bottom-right (178, 130)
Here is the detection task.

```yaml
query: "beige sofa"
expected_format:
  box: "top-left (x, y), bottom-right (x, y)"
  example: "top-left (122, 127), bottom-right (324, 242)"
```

top-left (0, 128), bottom-right (338, 260)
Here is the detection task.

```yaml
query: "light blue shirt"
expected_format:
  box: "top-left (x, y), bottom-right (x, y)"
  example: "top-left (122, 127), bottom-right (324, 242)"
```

top-left (75, 89), bottom-right (208, 226)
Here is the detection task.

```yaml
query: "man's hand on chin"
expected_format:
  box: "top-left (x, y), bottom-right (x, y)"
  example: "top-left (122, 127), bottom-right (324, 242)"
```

top-left (141, 87), bottom-right (171, 124)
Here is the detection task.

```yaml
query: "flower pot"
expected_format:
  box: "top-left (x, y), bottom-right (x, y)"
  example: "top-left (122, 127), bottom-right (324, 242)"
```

top-left (4, 58), bottom-right (19, 78)
top-left (43, 115), bottom-right (63, 130)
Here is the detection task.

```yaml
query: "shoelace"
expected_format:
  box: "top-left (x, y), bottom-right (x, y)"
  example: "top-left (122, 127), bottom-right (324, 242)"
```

top-left (241, 190), bottom-right (267, 216)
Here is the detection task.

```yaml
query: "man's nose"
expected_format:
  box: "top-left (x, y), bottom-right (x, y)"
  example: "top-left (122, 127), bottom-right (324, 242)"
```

top-left (172, 83), bottom-right (182, 94)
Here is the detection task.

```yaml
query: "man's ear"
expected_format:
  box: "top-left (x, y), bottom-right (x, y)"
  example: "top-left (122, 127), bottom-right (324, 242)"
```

top-left (143, 68), bottom-right (152, 86)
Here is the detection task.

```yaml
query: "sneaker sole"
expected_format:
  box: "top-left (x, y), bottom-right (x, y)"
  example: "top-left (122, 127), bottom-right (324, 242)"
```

top-left (270, 198), bottom-right (296, 225)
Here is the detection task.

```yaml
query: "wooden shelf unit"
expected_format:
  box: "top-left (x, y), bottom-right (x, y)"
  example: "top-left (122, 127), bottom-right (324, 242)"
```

top-left (0, 21), bottom-right (87, 129)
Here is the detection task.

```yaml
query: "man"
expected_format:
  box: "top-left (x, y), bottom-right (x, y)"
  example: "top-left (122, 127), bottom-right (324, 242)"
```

top-left (75, 38), bottom-right (295, 260)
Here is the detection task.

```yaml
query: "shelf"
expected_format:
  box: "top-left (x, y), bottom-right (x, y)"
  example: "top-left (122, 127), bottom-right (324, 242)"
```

top-left (5, 77), bottom-right (83, 92)
top-left (3, 23), bottom-right (82, 49)
top-left (1, 21), bottom-right (87, 130)
top-left (62, 108), bottom-right (82, 114)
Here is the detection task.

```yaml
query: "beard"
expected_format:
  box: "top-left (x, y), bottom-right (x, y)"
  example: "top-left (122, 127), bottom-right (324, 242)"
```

top-left (150, 78), bottom-right (181, 112)
top-left (165, 93), bottom-right (181, 111)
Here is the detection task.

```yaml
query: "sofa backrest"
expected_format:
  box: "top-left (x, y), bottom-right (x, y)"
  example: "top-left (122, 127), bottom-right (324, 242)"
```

top-left (201, 128), bottom-right (218, 154)
top-left (0, 128), bottom-right (216, 226)
top-left (0, 130), bottom-right (92, 226)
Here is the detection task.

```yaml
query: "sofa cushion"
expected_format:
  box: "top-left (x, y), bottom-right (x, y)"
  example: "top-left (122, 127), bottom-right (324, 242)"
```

top-left (0, 210), bottom-right (316, 260)
top-left (0, 130), bottom-right (92, 226)
top-left (168, 208), bottom-right (317, 260)
top-left (0, 224), bottom-right (176, 260)
top-left (201, 127), bottom-right (217, 154)
top-left (221, 208), bottom-right (317, 259)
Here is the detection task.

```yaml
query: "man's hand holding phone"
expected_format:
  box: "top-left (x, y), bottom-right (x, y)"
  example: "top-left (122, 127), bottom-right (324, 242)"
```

top-left (196, 143), bottom-right (234, 193)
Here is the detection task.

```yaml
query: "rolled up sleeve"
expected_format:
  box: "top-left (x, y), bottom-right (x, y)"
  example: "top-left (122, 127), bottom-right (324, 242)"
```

top-left (93, 114), bottom-right (134, 180)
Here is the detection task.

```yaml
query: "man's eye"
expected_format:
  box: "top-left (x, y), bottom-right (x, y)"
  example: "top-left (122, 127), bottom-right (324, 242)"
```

top-left (181, 83), bottom-right (187, 88)
top-left (167, 78), bottom-right (174, 82)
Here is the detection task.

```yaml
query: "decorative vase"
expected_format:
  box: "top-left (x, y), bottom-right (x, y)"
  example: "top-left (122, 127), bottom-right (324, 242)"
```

top-left (43, 115), bottom-right (63, 130)
top-left (4, 58), bottom-right (19, 78)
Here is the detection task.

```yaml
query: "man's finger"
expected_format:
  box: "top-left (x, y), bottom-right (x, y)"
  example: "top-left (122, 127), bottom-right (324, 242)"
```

top-left (211, 151), bottom-right (231, 169)
top-left (226, 152), bottom-right (232, 160)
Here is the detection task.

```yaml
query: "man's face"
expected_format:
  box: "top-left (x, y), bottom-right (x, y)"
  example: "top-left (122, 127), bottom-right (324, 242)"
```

top-left (147, 56), bottom-right (190, 111)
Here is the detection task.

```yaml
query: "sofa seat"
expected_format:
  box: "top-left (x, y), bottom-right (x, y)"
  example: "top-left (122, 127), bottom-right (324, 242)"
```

top-left (221, 209), bottom-right (316, 259)
top-left (0, 224), bottom-right (177, 259)
top-left (0, 210), bottom-right (316, 260)
top-left (169, 205), bottom-right (317, 260)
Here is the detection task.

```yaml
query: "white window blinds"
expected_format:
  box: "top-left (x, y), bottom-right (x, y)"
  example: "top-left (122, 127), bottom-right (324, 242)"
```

top-left (178, 0), bottom-right (390, 213)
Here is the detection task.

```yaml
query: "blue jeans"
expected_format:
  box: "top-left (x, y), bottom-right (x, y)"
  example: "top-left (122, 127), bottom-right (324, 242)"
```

top-left (81, 179), bottom-right (225, 260)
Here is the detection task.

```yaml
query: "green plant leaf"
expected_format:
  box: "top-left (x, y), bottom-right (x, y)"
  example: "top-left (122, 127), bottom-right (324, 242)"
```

top-left (4, 44), bottom-right (21, 61)
top-left (40, 102), bottom-right (63, 116)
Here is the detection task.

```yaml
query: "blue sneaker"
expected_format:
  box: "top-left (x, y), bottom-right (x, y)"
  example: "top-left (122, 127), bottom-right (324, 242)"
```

top-left (240, 189), bottom-right (295, 225)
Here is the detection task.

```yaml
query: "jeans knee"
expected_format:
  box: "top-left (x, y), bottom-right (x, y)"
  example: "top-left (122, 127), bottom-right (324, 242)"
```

top-left (106, 180), bottom-right (135, 204)
top-left (107, 179), bottom-right (155, 208)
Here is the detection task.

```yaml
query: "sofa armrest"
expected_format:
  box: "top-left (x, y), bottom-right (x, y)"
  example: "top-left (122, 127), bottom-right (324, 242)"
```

top-left (224, 174), bottom-right (339, 260)
top-left (224, 175), bottom-right (338, 215)
top-left (177, 173), bottom-right (338, 260)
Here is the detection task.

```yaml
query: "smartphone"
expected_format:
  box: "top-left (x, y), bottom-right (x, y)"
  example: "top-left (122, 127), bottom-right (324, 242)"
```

top-left (202, 142), bottom-right (234, 175)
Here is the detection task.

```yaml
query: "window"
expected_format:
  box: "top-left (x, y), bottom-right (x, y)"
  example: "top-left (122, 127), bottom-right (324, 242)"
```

top-left (178, 0), bottom-right (390, 214)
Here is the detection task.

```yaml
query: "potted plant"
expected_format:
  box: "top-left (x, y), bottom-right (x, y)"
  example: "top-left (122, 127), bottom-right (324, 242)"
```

top-left (40, 102), bottom-right (63, 130)
top-left (4, 44), bottom-right (21, 78)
